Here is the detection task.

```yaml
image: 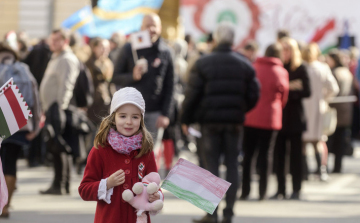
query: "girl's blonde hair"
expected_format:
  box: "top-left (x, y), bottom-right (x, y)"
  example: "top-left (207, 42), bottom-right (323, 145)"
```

top-left (281, 37), bottom-right (302, 71)
top-left (302, 42), bottom-right (321, 63)
top-left (94, 112), bottom-right (154, 159)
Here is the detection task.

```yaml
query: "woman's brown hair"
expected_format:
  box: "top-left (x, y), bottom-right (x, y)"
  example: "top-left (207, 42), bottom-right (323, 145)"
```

top-left (93, 112), bottom-right (154, 158)
top-left (265, 43), bottom-right (283, 59)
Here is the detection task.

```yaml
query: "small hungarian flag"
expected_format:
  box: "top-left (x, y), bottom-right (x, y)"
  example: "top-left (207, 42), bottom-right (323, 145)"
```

top-left (0, 78), bottom-right (32, 141)
top-left (131, 30), bottom-right (152, 50)
top-left (0, 78), bottom-right (32, 215)
top-left (161, 158), bottom-right (231, 215)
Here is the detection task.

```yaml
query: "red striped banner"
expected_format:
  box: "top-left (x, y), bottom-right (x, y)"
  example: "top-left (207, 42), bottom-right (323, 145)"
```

top-left (3, 87), bottom-right (27, 129)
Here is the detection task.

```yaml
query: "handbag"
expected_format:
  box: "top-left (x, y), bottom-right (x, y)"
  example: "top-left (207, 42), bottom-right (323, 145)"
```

top-left (322, 107), bottom-right (337, 136)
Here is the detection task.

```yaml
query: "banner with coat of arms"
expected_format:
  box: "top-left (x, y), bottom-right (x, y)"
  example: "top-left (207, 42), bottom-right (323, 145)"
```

top-left (181, 0), bottom-right (360, 52)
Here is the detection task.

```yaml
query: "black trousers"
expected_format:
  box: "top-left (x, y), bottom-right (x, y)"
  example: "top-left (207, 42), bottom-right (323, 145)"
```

top-left (327, 127), bottom-right (349, 173)
top-left (274, 132), bottom-right (303, 194)
top-left (201, 124), bottom-right (242, 218)
top-left (44, 109), bottom-right (75, 189)
top-left (0, 143), bottom-right (22, 177)
top-left (241, 127), bottom-right (278, 198)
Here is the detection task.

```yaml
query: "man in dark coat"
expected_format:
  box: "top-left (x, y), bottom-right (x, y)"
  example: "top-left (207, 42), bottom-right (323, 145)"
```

top-left (181, 23), bottom-right (260, 223)
top-left (112, 13), bottom-right (174, 137)
top-left (23, 39), bottom-right (52, 86)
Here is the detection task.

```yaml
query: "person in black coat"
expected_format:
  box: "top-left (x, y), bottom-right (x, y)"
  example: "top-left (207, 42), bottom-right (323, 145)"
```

top-left (111, 14), bottom-right (174, 138)
top-left (23, 40), bottom-right (52, 167)
top-left (181, 23), bottom-right (260, 223)
top-left (271, 37), bottom-right (311, 200)
top-left (23, 39), bottom-right (52, 86)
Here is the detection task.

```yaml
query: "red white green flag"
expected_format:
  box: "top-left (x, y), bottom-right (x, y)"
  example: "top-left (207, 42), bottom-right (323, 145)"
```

top-left (161, 158), bottom-right (231, 214)
top-left (0, 78), bottom-right (32, 141)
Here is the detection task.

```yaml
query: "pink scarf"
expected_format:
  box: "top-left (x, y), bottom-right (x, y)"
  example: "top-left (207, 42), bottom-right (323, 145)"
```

top-left (107, 128), bottom-right (142, 155)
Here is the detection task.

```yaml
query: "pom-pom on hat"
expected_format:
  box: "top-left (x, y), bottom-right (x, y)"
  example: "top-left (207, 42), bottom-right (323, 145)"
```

top-left (110, 87), bottom-right (145, 116)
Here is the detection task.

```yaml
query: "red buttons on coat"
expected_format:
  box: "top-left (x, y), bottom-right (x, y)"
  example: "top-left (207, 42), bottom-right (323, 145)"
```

top-left (125, 159), bottom-right (130, 164)
top-left (125, 169), bottom-right (130, 174)
top-left (123, 184), bottom-right (129, 189)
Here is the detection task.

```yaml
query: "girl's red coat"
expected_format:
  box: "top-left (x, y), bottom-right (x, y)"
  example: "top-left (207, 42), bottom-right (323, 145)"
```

top-left (78, 145), bottom-right (158, 223)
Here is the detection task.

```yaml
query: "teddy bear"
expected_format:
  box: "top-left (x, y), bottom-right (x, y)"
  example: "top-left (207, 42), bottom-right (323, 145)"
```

top-left (122, 172), bottom-right (163, 223)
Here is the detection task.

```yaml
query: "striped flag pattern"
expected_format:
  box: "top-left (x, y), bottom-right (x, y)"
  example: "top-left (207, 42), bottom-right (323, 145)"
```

top-left (0, 78), bottom-right (32, 214)
top-left (0, 78), bottom-right (32, 141)
top-left (161, 158), bottom-right (231, 214)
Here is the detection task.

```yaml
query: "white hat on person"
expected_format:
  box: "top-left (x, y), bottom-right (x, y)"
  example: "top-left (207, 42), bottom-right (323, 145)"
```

top-left (110, 87), bottom-right (145, 116)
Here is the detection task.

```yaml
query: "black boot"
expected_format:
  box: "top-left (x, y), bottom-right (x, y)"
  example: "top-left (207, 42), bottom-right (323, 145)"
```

top-left (65, 181), bottom-right (70, 194)
top-left (290, 191), bottom-right (300, 200)
top-left (193, 214), bottom-right (217, 223)
top-left (314, 153), bottom-right (321, 174)
top-left (302, 155), bottom-right (309, 181)
top-left (270, 192), bottom-right (286, 200)
top-left (221, 216), bottom-right (232, 223)
top-left (40, 182), bottom-right (62, 195)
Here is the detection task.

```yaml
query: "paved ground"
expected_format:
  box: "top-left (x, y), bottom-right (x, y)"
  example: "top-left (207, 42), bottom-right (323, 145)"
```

top-left (2, 146), bottom-right (360, 223)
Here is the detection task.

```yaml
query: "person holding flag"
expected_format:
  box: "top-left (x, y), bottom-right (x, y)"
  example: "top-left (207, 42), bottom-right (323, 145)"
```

top-left (112, 13), bottom-right (174, 139)
top-left (0, 42), bottom-right (41, 218)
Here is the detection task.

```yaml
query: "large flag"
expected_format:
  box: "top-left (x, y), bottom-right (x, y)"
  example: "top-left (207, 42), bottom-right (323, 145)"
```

top-left (91, 0), bottom-right (164, 38)
top-left (0, 78), bottom-right (32, 214)
top-left (61, 5), bottom-right (95, 36)
top-left (161, 158), bottom-right (231, 214)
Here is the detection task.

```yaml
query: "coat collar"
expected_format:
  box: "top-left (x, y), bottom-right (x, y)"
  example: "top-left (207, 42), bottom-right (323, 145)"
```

top-left (51, 46), bottom-right (72, 59)
top-left (255, 57), bottom-right (283, 67)
top-left (146, 38), bottom-right (168, 52)
top-left (213, 44), bottom-right (232, 52)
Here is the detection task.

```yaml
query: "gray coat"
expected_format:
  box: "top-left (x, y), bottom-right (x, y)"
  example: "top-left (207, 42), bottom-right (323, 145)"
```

top-left (331, 67), bottom-right (354, 127)
top-left (40, 47), bottom-right (79, 112)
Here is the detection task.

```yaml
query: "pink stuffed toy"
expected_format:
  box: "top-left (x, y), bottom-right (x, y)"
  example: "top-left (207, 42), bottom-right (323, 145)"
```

top-left (122, 172), bottom-right (163, 223)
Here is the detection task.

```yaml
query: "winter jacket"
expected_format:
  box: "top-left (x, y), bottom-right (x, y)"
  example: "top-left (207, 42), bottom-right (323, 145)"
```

top-left (112, 39), bottom-right (174, 117)
top-left (40, 47), bottom-right (80, 112)
top-left (23, 41), bottom-right (51, 86)
top-left (245, 57), bottom-right (289, 130)
top-left (281, 63), bottom-right (311, 134)
top-left (86, 54), bottom-right (113, 125)
top-left (302, 61), bottom-right (339, 141)
top-left (331, 67), bottom-right (354, 127)
top-left (79, 146), bottom-right (158, 223)
top-left (181, 44), bottom-right (260, 125)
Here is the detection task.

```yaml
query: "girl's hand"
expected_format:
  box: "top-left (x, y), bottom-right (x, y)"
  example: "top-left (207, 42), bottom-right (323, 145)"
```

top-left (107, 169), bottom-right (125, 190)
top-left (149, 192), bottom-right (160, 203)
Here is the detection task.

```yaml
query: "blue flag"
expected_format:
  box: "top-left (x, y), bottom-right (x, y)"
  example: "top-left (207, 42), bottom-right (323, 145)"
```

top-left (91, 0), bottom-right (164, 38)
top-left (61, 6), bottom-right (95, 36)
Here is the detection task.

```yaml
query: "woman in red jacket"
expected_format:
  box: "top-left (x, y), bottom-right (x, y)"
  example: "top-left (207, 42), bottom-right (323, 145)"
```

top-left (79, 87), bottom-right (163, 223)
top-left (240, 43), bottom-right (289, 200)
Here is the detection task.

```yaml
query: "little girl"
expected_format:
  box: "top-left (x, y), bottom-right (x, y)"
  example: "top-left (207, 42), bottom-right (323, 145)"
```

top-left (79, 87), bottom-right (163, 223)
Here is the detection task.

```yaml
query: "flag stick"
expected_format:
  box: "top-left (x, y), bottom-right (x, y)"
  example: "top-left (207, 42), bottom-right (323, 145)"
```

top-left (131, 45), bottom-right (138, 64)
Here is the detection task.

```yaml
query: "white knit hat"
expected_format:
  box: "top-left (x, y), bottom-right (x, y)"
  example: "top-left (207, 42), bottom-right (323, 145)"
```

top-left (110, 87), bottom-right (145, 116)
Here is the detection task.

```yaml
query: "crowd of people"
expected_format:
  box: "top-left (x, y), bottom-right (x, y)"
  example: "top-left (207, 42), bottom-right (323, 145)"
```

top-left (0, 13), bottom-right (359, 223)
